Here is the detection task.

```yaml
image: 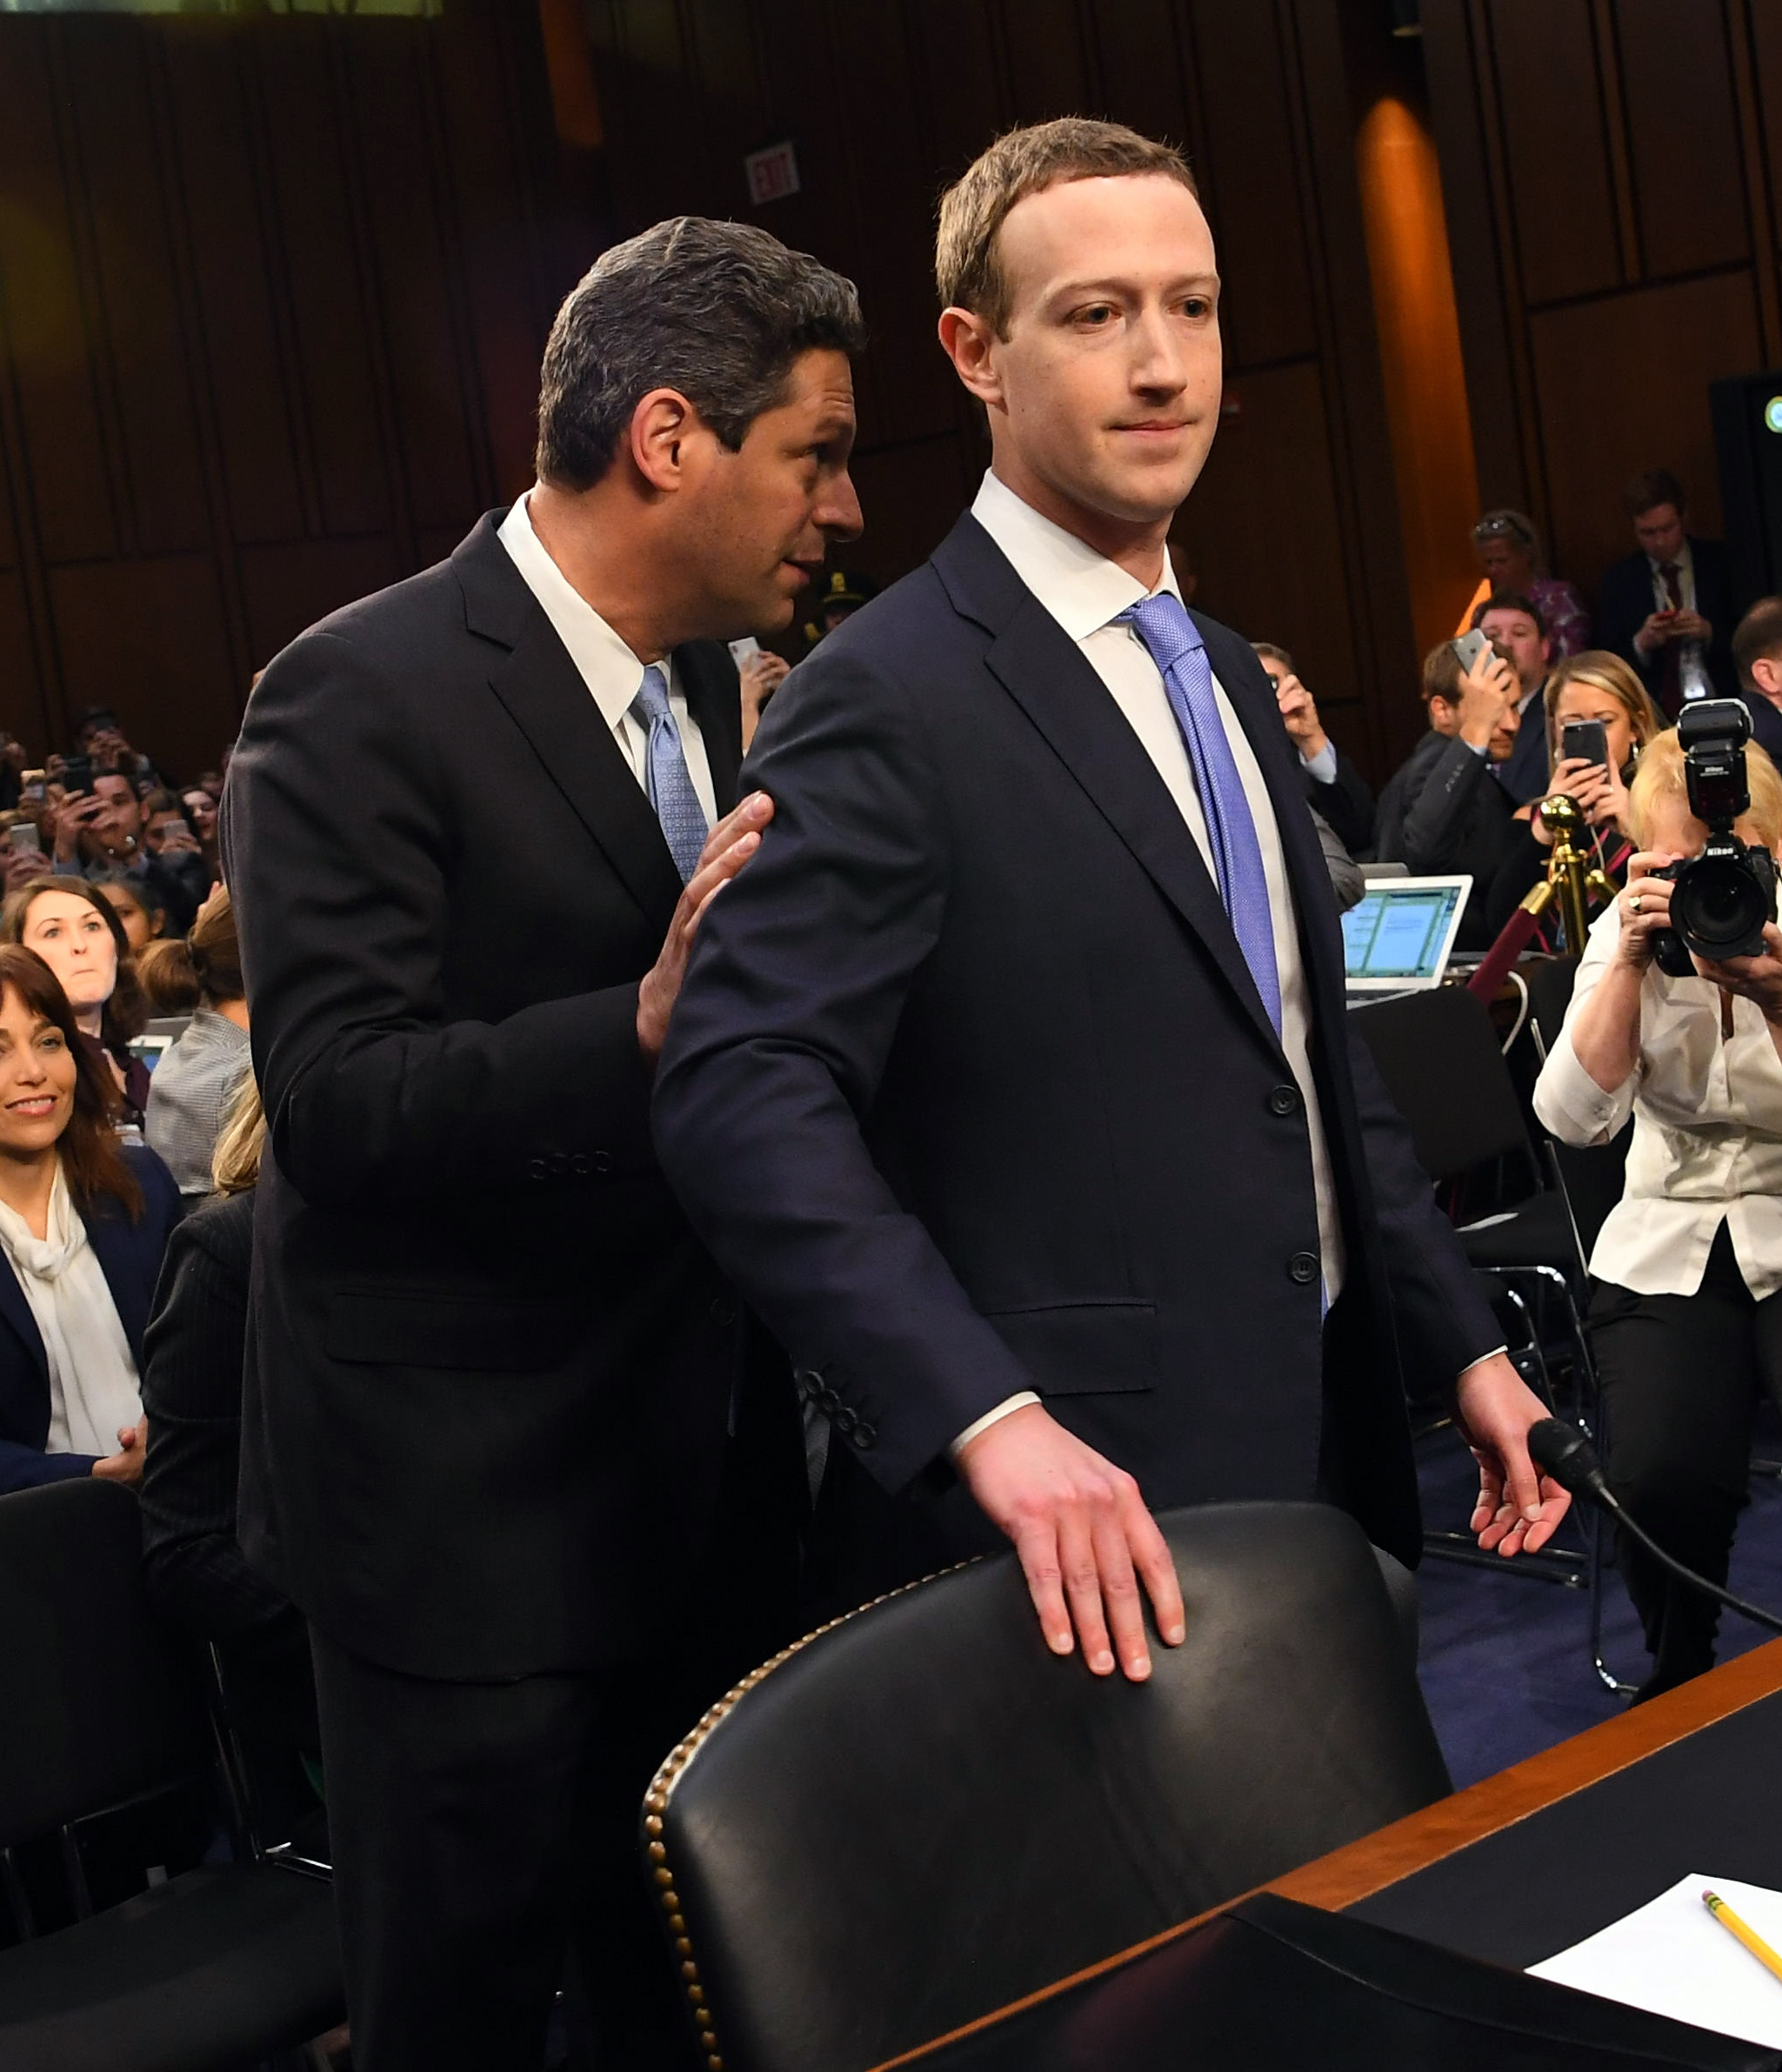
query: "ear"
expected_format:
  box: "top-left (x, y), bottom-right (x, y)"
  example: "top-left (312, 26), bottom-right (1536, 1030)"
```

top-left (938, 305), bottom-right (1004, 411)
top-left (624, 387), bottom-right (701, 496)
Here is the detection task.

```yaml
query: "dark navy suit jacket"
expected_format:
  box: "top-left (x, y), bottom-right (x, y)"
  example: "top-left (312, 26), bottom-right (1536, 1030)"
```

top-left (653, 513), bottom-right (1502, 1583)
top-left (1596, 536), bottom-right (1739, 702)
top-left (0, 1143), bottom-right (181, 1494)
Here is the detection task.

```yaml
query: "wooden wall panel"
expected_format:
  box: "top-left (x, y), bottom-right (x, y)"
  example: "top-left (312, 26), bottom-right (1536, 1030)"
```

top-left (1426, 0), bottom-right (1782, 618)
top-left (0, 1), bottom-right (567, 773)
top-left (1488, 0), bottom-right (1623, 306)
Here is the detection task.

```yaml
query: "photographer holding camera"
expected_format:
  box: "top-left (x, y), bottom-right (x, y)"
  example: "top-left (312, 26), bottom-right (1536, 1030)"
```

top-left (1534, 703), bottom-right (1782, 1700)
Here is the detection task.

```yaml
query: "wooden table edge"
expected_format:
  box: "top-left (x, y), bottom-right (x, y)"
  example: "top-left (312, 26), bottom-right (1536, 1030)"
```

top-left (871, 1638), bottom-right (1782, 2070)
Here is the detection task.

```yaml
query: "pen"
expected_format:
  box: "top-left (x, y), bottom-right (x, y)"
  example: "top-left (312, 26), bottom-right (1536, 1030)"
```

top-left (1703, 1890), bottom-right (1782, 1986)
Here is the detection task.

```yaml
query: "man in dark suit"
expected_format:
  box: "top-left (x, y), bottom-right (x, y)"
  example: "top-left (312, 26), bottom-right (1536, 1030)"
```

top-left (224, 217), bottom-right (863, 2071)
top-left (1251, 641), bottom-right (1375, 856)
top-left (1596, 469), bottom-right (1739, 714)
top-left (653, 120), bottom-right (1568, 1684)
top-left (1732, 595), bottom-right (1782, 763)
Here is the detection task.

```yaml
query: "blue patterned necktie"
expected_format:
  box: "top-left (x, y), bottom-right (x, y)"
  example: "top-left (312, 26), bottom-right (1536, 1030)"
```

top-left (629, 663), bottom-right (709, 885)
top-left (1118, 594), bottom-right (1283, 1037)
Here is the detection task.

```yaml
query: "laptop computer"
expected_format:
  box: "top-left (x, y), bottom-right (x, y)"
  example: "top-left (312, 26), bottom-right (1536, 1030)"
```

top-left (1342, 875), bottom-right (1472, 1002)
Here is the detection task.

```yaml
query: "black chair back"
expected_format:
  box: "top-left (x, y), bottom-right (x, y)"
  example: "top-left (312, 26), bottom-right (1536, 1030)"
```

top-left (1351, 986), bottom-right (1529, 1183)
top-left (0, 1481), bottom-right (210, 1846)
top-left (646, 1501), bottom-right (1451, 2072)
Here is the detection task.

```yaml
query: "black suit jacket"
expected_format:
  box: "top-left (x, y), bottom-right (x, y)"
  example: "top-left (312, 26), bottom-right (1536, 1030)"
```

top-left (1596, 535), bottom-right (1739, 701)
top-left (1301, 750), bottom-right (1374, 857)
top-left (0, 1144), bottom-right (181, 1493)
top-left (653, 514), bottom-right (1501, 1580)
top-left (222, 514), bottom-right (762, 1681)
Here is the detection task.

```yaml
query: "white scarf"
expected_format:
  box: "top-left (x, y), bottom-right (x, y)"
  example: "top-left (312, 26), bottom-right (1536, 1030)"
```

top-left (0, 1161), bottom-right (141, 1458)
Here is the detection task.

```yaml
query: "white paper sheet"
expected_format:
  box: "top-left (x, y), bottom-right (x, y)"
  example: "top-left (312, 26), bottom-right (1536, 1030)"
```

top-left (1529, 1873), bottom-right (1782, 2048)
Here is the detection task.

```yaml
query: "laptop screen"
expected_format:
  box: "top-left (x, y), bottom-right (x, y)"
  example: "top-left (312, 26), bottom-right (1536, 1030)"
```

top-left (1341, 878), bottom-right (1472, 987)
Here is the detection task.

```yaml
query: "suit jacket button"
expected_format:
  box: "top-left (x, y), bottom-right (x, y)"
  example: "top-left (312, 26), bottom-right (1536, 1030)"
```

top-left (591, 1150), bottom-right (612, 1177)
top-left (570, 1153), bottom-right (591, 1178)
top-left (851, 1421), bottom-right (877, 1448)
top-left (818, 1387), bottom-right (840, 1414)
top-left (834, 1406), bottom-right (858, 1434)
top-left (1288, 1251), bottom-right (1319, 1285)
top-left (1268, 1085), bottom-right (1299, 1117)
top-left (548, 1152), bottom-right (569, 1177)
top-left (527, 1157), bottom-right (547, 1181)
top-left (710, 1294), bottom-right (739, 1327)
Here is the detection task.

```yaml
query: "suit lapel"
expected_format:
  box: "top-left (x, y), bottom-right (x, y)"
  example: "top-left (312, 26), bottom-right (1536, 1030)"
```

top-left (938, 518), bottom-right (1287, 1059)
top-left (677, 640), bottom-right (743, 817)
top-left (456, 517), bottom-right (684, 934)
top-left (0, 1254), bottom-right (44, 1391)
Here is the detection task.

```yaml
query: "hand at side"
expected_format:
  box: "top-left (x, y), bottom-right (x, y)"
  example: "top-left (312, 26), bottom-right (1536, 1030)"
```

top-left (955, 1402), bottom-right (1186, 1680)
top-left (1456, 1353), bottom-right (1572, 1555)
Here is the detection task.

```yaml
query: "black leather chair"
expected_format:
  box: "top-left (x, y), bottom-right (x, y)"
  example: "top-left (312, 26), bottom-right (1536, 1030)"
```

top-left (0, 1480), bottom-right (342, 2071)
top-left (642, 1501), bottom-right (1451, 2072)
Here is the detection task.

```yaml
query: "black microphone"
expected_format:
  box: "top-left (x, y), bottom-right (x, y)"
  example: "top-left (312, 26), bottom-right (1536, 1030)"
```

top-left (1528, 1418), bottom-right (1782, 1639)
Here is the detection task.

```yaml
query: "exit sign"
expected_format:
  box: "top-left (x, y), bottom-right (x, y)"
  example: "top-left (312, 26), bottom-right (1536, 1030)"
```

top-left (745, 140), bottom-right (801, 207)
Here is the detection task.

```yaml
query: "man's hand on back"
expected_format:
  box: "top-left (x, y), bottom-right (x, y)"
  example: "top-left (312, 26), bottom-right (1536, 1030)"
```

top-left (637, 792), bottom-right (774, 1062)
top-left (955, 1401), bottom-right (1186, 1680)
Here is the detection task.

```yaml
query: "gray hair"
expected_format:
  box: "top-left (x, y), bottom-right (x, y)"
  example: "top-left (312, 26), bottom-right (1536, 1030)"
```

top-left (535, 217), bottom-right (866, 491)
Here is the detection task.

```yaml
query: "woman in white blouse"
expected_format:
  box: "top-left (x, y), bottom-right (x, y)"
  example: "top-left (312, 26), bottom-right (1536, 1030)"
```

top-left (1533, 728), bottom-right (1782, 1699)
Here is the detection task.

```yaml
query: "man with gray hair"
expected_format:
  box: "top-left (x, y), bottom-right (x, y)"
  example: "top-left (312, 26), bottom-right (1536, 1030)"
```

top-left (224, 217), bottom-right (863, 2070)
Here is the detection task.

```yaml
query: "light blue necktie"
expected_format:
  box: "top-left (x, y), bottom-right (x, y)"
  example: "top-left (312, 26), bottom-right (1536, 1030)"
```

top-left (630, 663), bottom-right (709, 885)
top-left (1118, 594), bottom-right (1283, 1038)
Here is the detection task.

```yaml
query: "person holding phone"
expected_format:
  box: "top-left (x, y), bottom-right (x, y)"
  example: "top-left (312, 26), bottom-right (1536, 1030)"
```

top-left (1481, 652), bottom-right (1667, 941)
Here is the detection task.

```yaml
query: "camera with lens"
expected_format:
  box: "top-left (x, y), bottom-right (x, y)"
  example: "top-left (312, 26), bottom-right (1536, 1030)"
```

top-left (1647, 698), bottom-right (1779, 978)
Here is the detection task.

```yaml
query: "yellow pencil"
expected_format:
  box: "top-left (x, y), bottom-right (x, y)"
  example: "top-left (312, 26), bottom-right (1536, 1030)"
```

top-left (1704, 1891), bottom-right (1782, 1986)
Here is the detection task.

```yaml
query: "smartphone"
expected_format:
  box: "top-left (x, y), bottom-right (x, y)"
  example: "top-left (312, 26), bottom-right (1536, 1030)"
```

top-left (7, 824), bottom-right (41, 856)
top-left (20, 771), bottom-right (43, 802)
top-left (1560, 719), bottom-right (1610, 771)
top-left (61, 753), bottom-right (94, 797)
top-left (1451, 627), bottom-right (1492, 674)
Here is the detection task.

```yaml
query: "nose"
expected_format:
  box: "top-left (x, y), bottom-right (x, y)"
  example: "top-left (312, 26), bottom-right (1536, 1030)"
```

top-left (818, 468), bottom-right (864, 547)
top-left (1127, 304), bottom-right (1191, 395)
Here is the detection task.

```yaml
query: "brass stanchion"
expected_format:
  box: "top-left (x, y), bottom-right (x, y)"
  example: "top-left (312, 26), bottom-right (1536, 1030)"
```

top-left (1519, 792), bottom-right (1617, 958)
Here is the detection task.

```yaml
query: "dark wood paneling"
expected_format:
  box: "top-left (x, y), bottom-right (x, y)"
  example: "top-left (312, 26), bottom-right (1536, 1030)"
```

top-left (0, 3), bottom-right (566, 775)
top-left (1617, 0), bottom-right (1749, 281)
top-left (1489, 0), bottom-right (1623, 307)
top-left (1531, 270), bottom-right (1760, 585)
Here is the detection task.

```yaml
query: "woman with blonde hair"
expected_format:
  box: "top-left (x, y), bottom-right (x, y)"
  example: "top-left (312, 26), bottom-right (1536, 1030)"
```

top-left (1484, 650), bottom-right (1667, 940)
top-left (1534, 728), bottom-right (1782, 1697)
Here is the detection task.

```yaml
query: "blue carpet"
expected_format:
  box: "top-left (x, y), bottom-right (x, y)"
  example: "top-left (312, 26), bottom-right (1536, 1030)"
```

top-left (1415, 1417), bottom-right (1782, 1789)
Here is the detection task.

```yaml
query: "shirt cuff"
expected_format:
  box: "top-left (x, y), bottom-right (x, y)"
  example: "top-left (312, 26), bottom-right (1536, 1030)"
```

top-left (950, 1391), bottom-right (1042, 1459)
top-left (1462, 737), bottom-right (1489, 759)
top-left (1533, 1031), bottom-right (1632, 1147)
top-left (1299, 741), bottom-right (1338, 785)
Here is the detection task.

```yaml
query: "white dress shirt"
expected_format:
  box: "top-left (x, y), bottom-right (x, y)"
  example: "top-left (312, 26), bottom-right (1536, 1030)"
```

top-left (497, 491), bottom-right (717, 826)
top-left (1533, 905), bottom-right (1782, 1300)
top-left (948, 474), bottom-right (1350, 1455)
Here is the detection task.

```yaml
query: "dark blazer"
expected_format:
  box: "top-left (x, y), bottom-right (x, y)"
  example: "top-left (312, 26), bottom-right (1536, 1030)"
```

top-left (1301, 750), bottom-right (1374, 857)
top-left (221, 513), bottom-right (766, 1681)
top-left (1596, 535), bottom-right (1739, 703)
top-left (652, 513), bottom-right (1502, 1582)
top-left (1492, 685), bottom-right (1552, 807)
top-left (1372, 730), bottom-right (1522, 951)
top-left (0, 1143), bottom-right (181, 1494)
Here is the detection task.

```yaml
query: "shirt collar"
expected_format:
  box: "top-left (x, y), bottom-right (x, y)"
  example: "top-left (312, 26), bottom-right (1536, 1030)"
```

top-left (971, 469), bottom-right (1183, 642)
top-left (497, 490), bottom-right (664, 733)
top-left (1646, 538), bottom-right (1693, 577)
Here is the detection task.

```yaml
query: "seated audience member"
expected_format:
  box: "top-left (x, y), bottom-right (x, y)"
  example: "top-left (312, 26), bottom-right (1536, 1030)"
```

top-left (182, 785), bottom-right (219, 864)
top-left (1483, 652), bottom-right (1667, 940)
top-left (1596, 469), bottom-right (1737, 716)
top-left (1534, 731), bottom-right (1782, 1699)
top-left (0, 944), bottom-right (180, 1494)
top-left (1731, 596), bottom-right (1782, 763)
top-left (69, 705), bottom-right (162, 789)
top-left (50, 771), bottom-right (207, 935)
top-left (136, 937), bottom-right (203, 1015)
top-left (144, 890), bottom-right (250, 1195)
top-left (2, 877), bottom-right (150, 1125)
top-left (737, 646), bottom-right (791, 752)
top-left (1472, 592), bottom-right (1553, 804)
top-left (0, 809), bottom-right (48, 896)
top-left (1373, 638), bottom-right (1521, 947)
top-left (1251, 641), bottom-right (1374, 855)
top-left (90, 872), bottom-right (166, 953)
top-left (1469, 509), bottom-right (1590, 659)
top-left (141, 1073), bottom-right (320, 1821)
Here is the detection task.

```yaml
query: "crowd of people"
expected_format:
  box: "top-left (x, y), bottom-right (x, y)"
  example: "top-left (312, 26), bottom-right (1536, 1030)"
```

top-left (2, 109), bottom-right (1780, 2072)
